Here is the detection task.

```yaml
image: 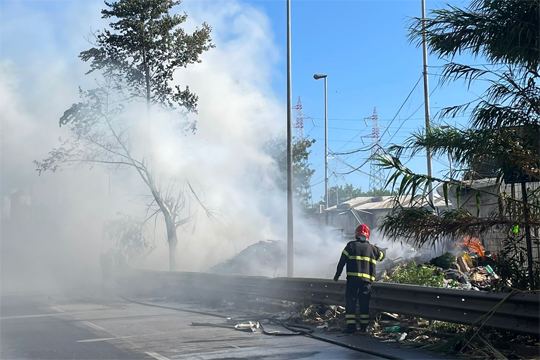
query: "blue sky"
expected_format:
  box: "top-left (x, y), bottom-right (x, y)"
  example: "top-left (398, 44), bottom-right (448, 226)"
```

top-left (243, 0), bottom-right (485, 203)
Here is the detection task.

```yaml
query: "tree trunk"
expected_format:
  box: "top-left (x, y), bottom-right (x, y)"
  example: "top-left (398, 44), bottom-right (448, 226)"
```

top-left (165, 215), bottom-right (178, 271)
top-left (146, 176), bottom-right (178, 271)
top-left (145, 63), bottom-right (151, 121)
top-left (168, 235), bottom-right (178, 271)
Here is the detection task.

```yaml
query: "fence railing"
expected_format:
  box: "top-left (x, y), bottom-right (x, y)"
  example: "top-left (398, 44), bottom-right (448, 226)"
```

top-left (118, 270), bottom-right (539, 335)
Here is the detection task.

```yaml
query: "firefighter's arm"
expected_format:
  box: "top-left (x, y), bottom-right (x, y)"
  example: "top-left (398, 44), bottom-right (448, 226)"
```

top-left (375, 246), bottom-right (386, 262)
top-left (334, 246), bottom-right (349, 281)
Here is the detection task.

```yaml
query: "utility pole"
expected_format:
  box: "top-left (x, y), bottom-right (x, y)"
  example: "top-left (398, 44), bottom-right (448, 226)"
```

top-left (421, 0), bottom-right (434, 204)
top-left (521, 182), bottom-right (535, 289)
top-left (286, 0), bottom-right (294, 277)
top-left (313, 74), bottom-right (328, 209)
top-left (324, 76), bottom-right (328, 210)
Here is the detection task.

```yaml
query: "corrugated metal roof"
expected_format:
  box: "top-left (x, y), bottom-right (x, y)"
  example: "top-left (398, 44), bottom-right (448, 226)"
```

top-left (326, 194), bottom-right (448, 211)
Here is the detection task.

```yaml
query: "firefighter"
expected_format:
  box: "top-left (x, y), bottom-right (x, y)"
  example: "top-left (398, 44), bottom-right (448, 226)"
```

top-left (333, 224), bottom-right (385, 333)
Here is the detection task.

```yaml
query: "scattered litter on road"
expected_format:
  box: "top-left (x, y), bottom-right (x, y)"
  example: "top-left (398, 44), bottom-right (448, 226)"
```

top-left (385, 326), bottom-right (401, 333)
top-left (380, 333), bottom-right (407, 343)
top-left (234, 321), bottom-right (260, 333)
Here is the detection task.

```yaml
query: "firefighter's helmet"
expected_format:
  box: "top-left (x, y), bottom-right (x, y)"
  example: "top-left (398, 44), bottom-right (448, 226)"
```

top-left (355, 224), bottom-right (370, 239)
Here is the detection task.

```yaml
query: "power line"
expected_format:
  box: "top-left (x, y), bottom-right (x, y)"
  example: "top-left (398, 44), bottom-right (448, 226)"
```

top-left (333, 128), bottom-right (370, 153)
top-left (330, 154), bottom-right (385, 181)
top-left (310, 117), bottom-right (428, 122)
top-left (382, 81), bottom-right (441, 147)
top-left (318, 75), bottom-right (423, 159)
top-left (309, 178), bottom-right (325, 188)
top-left (311, 125), bottom-right (422, 132)
top-left (332, 144), bottom-right (377, 156)
top-left (313, 138), bottom-right (370, 144)
top-left (379, 74), bottom-right (423, 141)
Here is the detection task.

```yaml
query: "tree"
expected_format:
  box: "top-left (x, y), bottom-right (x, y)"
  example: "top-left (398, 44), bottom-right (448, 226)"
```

top-left (81, 0), bottom-right (213, 115)
top-left (35, 0), bottom-right (214, 271)
top-left (103, 213), bottom-right (155, 264)
top-left (377, 0), bottom-right (540, 290)
top-left (263, 137), bottom-right (316, 213)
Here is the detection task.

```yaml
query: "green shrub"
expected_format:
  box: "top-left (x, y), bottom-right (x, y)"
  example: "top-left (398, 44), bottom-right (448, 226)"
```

top-left (429, 252), bottom-right (456, 270)
top-left (390, 261), bottom-right (444, 287)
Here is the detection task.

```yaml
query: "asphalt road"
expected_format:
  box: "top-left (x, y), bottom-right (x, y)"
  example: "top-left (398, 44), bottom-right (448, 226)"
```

top-left (1, 290), bottom-right (456, 360)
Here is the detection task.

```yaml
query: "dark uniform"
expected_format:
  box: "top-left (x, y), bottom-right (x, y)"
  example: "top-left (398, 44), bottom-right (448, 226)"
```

top-left (334, 224), bottom-right (384, 333)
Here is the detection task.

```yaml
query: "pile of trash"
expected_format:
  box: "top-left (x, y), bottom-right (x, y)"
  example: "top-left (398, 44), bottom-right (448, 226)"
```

top-left (442, 239), bottom-right (501, 290)
top-left (208, 240), bottom-right (286, 277)
top-left (300, 303), bottom-right (345, 324)
top-left (381, 240), bottom-right (501, 291)
top-left (442, 260), bottom-right (499, 290)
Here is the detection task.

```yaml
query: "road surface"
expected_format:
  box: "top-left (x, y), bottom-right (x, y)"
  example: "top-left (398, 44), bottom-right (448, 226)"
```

top-left (1, 290), bottom-right (455, 360)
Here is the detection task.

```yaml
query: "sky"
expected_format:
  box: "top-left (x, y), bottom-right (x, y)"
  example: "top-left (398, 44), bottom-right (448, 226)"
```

top-left (241, 0), bottom-right (485, 202)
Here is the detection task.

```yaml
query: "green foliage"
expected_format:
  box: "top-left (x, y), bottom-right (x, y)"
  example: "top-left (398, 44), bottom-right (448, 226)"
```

top-left (429, 252), bottom-right (456, 270)
top-left (80, 0), bottom-right (214, 114)
top-left (425, 320), bottom-right (467, 334)
top-left (390, 261), bottom-right (444, 288)
top-left (408, 0), bottom-right (540, 70)
top-left (263, 137), bottom-right (316, 213)
top-left (390, 126), bottom-right (540, 182)
top-left (492, 228), bottom-right (540, 291)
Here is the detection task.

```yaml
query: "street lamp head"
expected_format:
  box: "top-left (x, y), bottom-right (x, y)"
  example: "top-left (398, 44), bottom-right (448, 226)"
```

top-left (313, 74), bottom-right (327, 80)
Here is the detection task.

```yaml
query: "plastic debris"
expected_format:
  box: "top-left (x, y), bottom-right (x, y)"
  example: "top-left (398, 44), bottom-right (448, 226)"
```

top-left (234, 321), bottom-right (260, 332)
top-left (380, 332), bottom-right (407, 343)
top-left (385, 326), bottom-right (401, 333)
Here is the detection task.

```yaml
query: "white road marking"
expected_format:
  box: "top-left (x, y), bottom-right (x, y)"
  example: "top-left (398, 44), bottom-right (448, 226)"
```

top-left (77, 332), bottom-right (173, 343)
top-left (81, 321), bottom-right (106, 331)
top-left (145, 351), bottom-right (170, 360)
top-left (78, 336), bottom-right (118, 343)
top-left (51, 306), bottom-right (107, 332)
top-left (1, 310), bottom-right (94, 320)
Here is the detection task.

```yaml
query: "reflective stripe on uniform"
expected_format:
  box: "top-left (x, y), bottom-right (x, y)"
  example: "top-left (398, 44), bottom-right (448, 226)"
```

top-left (346, 320), bottom-right (356, 324)
top-left (378, 251), bottom-right (384, 261)
top-left (343, 249), bottom-right (349, 257)
top-left (359, 319), bottom-right (369, 324)
top-left (359, 314), bottom-right (369, 319)
top-left (346, 272), bottom-right (375, 281)
top-left (345, 314), bottom-right (356, 319)
top-left (347, 255), bottom-right (376, 264)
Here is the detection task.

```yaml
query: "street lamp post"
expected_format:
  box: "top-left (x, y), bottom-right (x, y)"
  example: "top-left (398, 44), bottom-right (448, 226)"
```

top-left (313, 74), bottom-right (328, 210)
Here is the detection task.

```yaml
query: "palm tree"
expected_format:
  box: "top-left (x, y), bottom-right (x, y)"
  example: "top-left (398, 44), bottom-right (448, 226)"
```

top-left (377, 0), bottom-right (540, 290)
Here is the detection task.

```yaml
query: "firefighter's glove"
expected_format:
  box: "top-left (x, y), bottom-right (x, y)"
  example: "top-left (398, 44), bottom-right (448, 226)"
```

top-left (333, 274), bottom-right (339, 282)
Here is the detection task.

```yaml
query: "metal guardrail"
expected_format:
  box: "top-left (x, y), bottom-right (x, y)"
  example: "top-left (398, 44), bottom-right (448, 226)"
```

top-left (118, 270), bottom-right (539, 335)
